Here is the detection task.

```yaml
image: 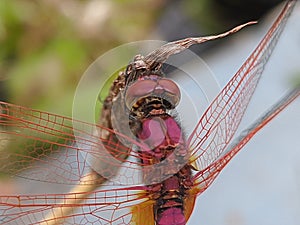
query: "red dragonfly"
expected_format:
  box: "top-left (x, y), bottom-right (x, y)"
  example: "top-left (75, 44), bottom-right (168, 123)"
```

top-left (0, 1), bottom-right (298, 224)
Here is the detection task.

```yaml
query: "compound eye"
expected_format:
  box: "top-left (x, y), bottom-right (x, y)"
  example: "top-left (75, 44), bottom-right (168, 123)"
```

top-left (125, 77), bottom-right (181, 110)
top-left (158, 78), bottom-right (181, 102)
top-left (125, 80), bottom-right (156, 109)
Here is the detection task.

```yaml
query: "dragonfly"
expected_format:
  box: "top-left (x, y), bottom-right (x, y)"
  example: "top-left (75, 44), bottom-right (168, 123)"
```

top-left (0, 0), bottom-right (298, 224)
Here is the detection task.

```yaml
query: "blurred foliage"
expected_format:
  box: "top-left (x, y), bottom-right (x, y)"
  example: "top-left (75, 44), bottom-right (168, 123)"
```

top-left (0, 0), bottom-right (285, 117)
top-left (0, 0), bottom-right (164, 116)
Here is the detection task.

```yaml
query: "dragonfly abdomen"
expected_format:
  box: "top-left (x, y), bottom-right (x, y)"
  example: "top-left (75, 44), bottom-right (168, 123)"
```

top-left (136, 114), bottom-right (193, 225)
top-left (154, 166), bottom-right (193, 225)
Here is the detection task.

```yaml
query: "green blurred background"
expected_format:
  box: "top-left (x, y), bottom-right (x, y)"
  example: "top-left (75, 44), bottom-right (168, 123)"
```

top-left (0, 0), bottom-right (163, 115)
top-left (0, 0), bottom-right (284, 116)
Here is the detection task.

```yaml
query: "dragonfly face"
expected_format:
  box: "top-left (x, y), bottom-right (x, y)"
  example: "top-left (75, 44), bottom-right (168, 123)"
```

top-left (0, 1), bottom-right (298, 224)
top-left (125, 75), bottom-right (181, 114)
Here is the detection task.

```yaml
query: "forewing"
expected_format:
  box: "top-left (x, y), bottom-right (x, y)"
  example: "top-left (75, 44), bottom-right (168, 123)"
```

top-left (0, 101), bottom-right (147, 185)
top-left (188, 0), bottom-right (296, 174)
top-left (193, 86), bottom-right (300, 193)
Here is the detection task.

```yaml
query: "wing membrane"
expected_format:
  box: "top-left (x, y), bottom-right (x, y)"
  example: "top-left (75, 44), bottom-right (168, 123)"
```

top-left (0, 101), bottom-right (148, 185)
top-left (188, 0), bottom-right (296, 173)
top-left (193, 86), bottom-right (300, 193)
top-left (0, 185), bottom-right (150, 225)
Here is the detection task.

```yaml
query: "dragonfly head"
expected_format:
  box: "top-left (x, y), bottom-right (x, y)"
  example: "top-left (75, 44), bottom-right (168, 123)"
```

top-left (125, 74), bottom-right (181, 115)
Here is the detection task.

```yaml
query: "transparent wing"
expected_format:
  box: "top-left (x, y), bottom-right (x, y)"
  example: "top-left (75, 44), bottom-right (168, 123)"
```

top-left (188, 0), bottom-right (296, 174)
top-left (0, 185), bottom-right (152, 225)
top-left (193, 86), bottom-right (300, 193)
top-left (0, 101), bottom-right (149, 185)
